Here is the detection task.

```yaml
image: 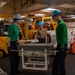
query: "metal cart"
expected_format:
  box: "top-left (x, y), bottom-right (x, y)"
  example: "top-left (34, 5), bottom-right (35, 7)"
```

top-left (18, 43), bottom-right (57, 71)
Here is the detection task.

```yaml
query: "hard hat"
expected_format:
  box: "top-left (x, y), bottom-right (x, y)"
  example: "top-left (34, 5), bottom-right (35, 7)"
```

top-left (13, 14), bottom-right (22, 20)
top-left (52, 9), bottom-right (61, 17)
top-left (38, 21), bottom-right (44, 26)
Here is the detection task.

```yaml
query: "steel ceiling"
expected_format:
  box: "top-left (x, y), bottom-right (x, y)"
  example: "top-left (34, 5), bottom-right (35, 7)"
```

top-left (0, 0), bottom-right (75, 18)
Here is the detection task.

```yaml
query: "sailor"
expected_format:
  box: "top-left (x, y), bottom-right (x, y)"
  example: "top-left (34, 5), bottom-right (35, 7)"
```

top-left (7, 14), bottom-right (22, 75)
top-left (52, 9), bottom-right (68, 75)
top-left (35, 21), bottom-right (47, 43)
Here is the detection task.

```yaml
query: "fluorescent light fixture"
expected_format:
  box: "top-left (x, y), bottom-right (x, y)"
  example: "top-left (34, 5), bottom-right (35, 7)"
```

top-left (27, 18), bottom-right (33, 21)
top-left (0, 18), bottom-right (4, 20)
top-left (66, 15), bottom-right (75, 17)
top-left (21, 20), bottom-right (25, 22)
top-left (71, 17), bottom-right (75, 18)
top-left (0, 18), bottom-right (2, 20)
top-left (21, 16), bottom-right (25, 18)
top-left (41, 8), bottom-right (56, 12)
top-left (35, 14), bottom-right (45, 17)
top-left (1, 18), bottom-right (4, 20)
top-left (30, 18), bottom-right (33, 21)
top-left (66, 15), bottom-right (75, 18)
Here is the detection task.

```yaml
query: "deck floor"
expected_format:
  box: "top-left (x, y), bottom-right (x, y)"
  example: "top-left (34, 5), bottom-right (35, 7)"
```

top-left (0, 53), bottom-right (75, 75)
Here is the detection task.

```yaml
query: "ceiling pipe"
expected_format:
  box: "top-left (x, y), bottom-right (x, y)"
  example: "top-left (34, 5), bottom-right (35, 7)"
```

top-left (21, 0), bottom-right (29, 9)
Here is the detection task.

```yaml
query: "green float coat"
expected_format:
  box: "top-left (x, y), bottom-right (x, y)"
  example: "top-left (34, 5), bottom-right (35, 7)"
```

top-left (56, 20), bottom-right (68, 48)
top-left (8, 24), bottom-right (19, 41)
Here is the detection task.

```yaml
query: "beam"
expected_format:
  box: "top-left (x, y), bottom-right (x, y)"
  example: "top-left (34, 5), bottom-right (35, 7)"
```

top-left (21, 0), bottom-right (29, 9)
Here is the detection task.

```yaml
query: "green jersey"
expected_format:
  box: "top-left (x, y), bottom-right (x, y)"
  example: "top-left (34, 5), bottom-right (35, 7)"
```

top-left (8, 24), bottom-right (19, 41)
top-left (56, 20), bottom-right (68, 48)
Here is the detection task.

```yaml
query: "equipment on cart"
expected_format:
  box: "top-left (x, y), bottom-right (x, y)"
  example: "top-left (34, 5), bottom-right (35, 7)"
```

top-left (17, 43), bottom-right (58, 70)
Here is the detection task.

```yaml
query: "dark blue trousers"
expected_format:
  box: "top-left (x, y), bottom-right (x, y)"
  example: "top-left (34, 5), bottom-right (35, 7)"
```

top-left (38, 38), bottom-right (45, 43)
top-left (52, 43), bottom-right (67, 75)
top-left (9, 41), bottom-right (19, 75)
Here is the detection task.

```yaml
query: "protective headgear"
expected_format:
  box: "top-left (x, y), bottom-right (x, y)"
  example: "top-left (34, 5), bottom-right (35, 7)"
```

top-left (38, 21), bottom-right (44, 26)
top-left (13, 14), bottom-right (22, 20)
top-left (52, 9), bottom-right (61, 17)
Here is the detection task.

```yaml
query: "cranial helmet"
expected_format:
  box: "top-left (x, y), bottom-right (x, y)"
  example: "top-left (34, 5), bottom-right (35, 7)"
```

top-left (52, 9), bottom-right (61, 17)
top-left (13, 14), bottom-right (22, 20)
top-left (38, 21), bottom-right (44, 26)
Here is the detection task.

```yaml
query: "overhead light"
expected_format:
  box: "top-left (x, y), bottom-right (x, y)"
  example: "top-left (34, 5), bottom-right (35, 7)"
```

top-left (0, 18), bottom-right (4, 21)
top-left (66, 15), bottom-right (75, 17)
top-left (41, 8), bottom-right (56, 12)
top-left (30, 18), bottom-right (33, 21)
top-left (35, 14), bottom-right (45, 17)
top-left (27, 18), bottom-right (33, 21)
top-left (21, 16), bottom-right (25, 18)
top-left (71, 16), bottom-right (75, 19)
top-left (66, 15), bottom-right (75, 19)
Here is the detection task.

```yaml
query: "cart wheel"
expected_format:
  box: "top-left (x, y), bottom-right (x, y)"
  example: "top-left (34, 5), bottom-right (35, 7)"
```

top-left (0, 49), bottom-right (5, 58)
